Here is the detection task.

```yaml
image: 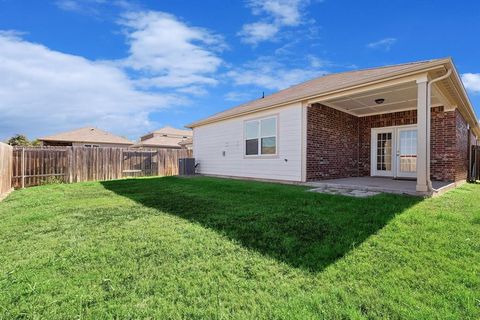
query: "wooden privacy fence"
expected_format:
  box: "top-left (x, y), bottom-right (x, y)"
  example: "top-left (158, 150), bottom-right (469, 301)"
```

top-left (0, 142), bottom-right (13, 199)
top-left (470, 145), bottom-right (480, 182)
top-left (12, 147), bottom-right (192, 188)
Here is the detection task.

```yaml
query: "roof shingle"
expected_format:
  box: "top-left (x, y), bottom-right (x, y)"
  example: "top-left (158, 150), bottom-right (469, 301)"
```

top-left (38, 127), bottom-right (133, 145)
top-left (132, 136), bottom-right (185, 148)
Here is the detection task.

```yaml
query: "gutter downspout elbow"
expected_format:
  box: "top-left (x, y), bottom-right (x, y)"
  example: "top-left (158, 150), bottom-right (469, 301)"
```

top-left (427, 68), bottom-right (453, 192)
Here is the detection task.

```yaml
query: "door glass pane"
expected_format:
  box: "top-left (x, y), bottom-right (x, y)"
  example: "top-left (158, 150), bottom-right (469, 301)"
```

top-left (399, 130), bottom-right (417, 173)
top-left (376, 132), bottom-right (392, 171)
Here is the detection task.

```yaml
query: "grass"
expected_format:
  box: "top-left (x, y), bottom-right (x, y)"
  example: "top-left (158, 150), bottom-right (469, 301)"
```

top-left (0, 176), bottom-right (479, 319)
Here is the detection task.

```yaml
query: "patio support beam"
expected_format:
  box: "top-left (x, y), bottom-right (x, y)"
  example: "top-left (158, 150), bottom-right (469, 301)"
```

top-left (416, 77), bottom-right (429, 192)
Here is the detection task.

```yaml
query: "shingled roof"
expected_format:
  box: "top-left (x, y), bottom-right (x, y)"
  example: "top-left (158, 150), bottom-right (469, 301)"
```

top-left (187, 58), bottom-right (452, 128)
top-left (38, 127), bottom-right (133, 145)
top-left (151, 126), bottom-right (192, 137)
top-left (132, 136), bottom-right (185, 149)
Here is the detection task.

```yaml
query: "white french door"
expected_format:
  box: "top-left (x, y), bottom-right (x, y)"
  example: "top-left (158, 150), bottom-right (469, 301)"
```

top-left (371, 125), bottom-right (417, 179)
top-left (396, 127), bottom-right (417, 178)
top-left (371, 128), bottom-right (394, 177)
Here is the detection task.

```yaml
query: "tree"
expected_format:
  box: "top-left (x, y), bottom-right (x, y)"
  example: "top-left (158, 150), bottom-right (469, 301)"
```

top-left (7, 134), bottom-right (33, 146)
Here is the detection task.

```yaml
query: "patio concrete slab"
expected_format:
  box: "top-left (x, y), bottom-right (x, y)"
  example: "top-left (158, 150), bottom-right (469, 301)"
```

top-left (310, 186), bottom-right (380, 197)
top-left (306, 177), bottom-right (454, 196)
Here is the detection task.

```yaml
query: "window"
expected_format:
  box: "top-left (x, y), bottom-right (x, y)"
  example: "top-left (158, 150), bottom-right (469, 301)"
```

top-left (244, 116), bottom-right (277, 156)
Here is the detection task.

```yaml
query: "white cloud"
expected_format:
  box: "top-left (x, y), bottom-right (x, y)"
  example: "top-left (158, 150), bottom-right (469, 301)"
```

top-left (176, 86), bottom-right (209, 96)
top-left (0, 10), bottom-right (227, 140)
top-left (238, 22), bottom-right (279, 45)
top-left (56, 0), bottom-right (84, 12)
top-left (366, 38), bottom-right (397, 51)
top-left (462, 73), bottom-right (480, 93)
top-left (0, 30), bottom-right (26, 38)
top-left (119, 11), bottom-right (225, 89)
top-left (55, 0), bottom-right (109, 15)
top-left (248, 0), bottom-right (304, 26)
top-left (227, 56), bottom-right (328, 90)
top-left (55, 0), bottom-right (134, 11)
top-left (306, 55), bottom-right (329, 68)
top-left (0, 32), bottom-right (183, 140)
top-left (224, 91), bottom-right (256, 102)
top-left (239, 0), bottom-right (310, 44)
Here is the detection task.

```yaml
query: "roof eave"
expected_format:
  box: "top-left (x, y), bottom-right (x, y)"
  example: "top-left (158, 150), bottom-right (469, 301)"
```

top-left (444, 60), bottom-right (480, 137)
top-left (186, 59), bottom-right (453, 128)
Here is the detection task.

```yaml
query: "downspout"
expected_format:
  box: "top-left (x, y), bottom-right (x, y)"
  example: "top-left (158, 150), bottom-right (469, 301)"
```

top-left (427, 68), bottom-right (452, 191)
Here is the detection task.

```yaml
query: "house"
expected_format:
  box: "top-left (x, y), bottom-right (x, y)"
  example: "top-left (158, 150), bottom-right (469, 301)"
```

top-left (187, 58), bottom-right (479, 195)
top-left (132, 126), bottom-right (192, 150)
top-left (38, 127), bottom-right (133, 148)
top-left (178, 137), bottom-right (193, 150)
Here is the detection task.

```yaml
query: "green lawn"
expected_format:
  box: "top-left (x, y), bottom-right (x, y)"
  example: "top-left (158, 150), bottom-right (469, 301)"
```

top-left (0, 177), bottom-right (479, 319)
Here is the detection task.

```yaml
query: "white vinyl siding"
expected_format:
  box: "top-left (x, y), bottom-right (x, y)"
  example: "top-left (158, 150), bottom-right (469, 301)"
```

top-left (193, 102), bottom-right (303, 182)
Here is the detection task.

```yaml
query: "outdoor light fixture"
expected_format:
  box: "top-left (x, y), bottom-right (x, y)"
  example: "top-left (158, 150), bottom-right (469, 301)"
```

top-left (375, 98), bottom-right (385, 104)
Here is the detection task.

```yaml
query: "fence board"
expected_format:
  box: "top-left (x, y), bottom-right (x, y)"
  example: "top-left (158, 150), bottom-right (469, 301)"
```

top-left (0, 143), bottom-right (13, 199)
top-left (11, 146), bottom-right (192, 188)
top-left (471, 145), bottom-right (480, 182)
top-left (12, 147), bottom-right (68, 188)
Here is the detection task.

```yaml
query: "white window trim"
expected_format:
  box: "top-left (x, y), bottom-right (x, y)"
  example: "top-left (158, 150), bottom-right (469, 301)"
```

top-left (243, 115), bottom-right (279, 158)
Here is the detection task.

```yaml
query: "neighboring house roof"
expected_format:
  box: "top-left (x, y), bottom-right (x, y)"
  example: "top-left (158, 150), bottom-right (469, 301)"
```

top-left (178, 137), bottom-right (193, 146)
top-left (150, 126), bottom-right (192, 137)
top-left (38, 127), bottom-right (133, 145)
top-left (187, 58), bottom-right (479, 132)
top-left (132, 136), bottom-right (184, 148)
top-left (135, 126), bottom-right (192, 148)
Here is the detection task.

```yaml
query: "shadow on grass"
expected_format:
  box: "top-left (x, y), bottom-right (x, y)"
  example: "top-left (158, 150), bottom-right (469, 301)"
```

top-left (101, 176), bottom-right (422, 272)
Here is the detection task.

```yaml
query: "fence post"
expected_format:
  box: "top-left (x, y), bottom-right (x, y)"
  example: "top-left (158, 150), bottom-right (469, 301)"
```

top-left (67, 147), bottom-right (73, 183)
top-left (156, 150), bottom-right (160, 176)
top-left (120, 148), bottom-right (123, 179)
top-left (21, 147), bottom-right (25, 189)
top-left (474, 145), bottom-right (478, 182)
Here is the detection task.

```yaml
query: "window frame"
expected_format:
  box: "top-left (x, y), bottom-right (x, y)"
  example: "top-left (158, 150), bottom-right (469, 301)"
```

top-left (243, 115), bottom-right (279, 158)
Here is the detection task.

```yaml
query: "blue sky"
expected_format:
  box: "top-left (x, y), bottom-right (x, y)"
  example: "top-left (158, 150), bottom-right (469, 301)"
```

top-left (1, 0), bottom-right (480, 141)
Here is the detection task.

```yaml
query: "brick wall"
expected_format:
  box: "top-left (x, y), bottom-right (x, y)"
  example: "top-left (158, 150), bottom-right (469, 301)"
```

top-left (430, 107), bottom-right (456, 181)
top-left (306, 104), bottom-right (359, 180)
top-left (306, 104), bottom-right (468, 182)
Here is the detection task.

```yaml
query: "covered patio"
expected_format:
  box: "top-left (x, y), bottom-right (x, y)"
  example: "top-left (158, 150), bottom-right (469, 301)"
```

top-left (306, 177), bottom-right (456, 197)
top-left (304, 59), bottom-right (477, 195)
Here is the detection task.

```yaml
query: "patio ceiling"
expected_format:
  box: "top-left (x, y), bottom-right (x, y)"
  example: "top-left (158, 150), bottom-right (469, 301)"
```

top-left (321, 81), bottom-right (446, 117)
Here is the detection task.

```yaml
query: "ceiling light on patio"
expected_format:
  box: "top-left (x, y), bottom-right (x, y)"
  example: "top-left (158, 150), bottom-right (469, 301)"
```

top-left (375, 98), bottom-right (385, 104)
